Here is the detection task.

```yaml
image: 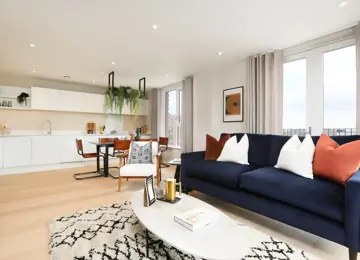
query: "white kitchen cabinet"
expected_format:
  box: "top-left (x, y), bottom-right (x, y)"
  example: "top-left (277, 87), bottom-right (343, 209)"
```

top-left (31, 136), bottom-right (61, 165)
top-left (59, 136), bottom-right (84, 163)
top-left (138, 99), bottom-right (149, 116)
top-left (59, 90), bottom-right (84, 112)
top-left (121, 99), bottom-right (149, 116)
top-left (31, 86), bottom-right (148, 116)
top-left (31, 87), bottom-right (61, 111)
top-left (83, 93), bottom-right (104, 114)
top-left (0, 140), bottom-right (3, 168)
top-left (2, 137), bottom-right (32, 168)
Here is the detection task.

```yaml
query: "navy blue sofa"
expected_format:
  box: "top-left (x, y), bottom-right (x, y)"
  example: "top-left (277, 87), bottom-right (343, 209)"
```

top-left (181, 133), bottom-right (360, 260)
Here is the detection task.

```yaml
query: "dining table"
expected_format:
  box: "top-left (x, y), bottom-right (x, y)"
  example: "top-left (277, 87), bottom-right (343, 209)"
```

top-left (89, 141), bottom-right (117, 178)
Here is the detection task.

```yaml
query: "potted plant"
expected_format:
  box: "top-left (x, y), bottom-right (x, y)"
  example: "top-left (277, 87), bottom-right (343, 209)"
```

top-left (17, 92), bottom-right (30, 106)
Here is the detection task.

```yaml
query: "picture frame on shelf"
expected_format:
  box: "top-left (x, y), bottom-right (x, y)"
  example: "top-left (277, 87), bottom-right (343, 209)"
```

top-left (223, 86), bottom-right (244, 122)
top-left (144, 175), bottom-right (156, 207)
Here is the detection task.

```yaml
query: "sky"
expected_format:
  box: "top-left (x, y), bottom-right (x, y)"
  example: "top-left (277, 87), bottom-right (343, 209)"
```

top-left (283, 45), bottom-right (356, 129)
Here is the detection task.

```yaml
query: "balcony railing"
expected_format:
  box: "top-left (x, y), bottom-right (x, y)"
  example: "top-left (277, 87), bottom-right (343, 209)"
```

top-left (283, 128), bottom-right (357, 136)
top-left (323, 128), bottom-right (356, 136)
top-left (283, 128), bottom-right (308, 136)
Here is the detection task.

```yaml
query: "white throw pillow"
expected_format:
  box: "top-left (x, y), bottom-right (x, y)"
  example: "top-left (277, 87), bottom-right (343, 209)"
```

top-left (217, 134), bottom-right (249, 165)
top-left (275, 134), bottom-right (315, 179)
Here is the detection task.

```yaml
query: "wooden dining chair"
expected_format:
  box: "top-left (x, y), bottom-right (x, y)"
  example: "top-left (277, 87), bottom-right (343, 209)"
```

top-left (98, 137), bottom-right (116, 155)
top-left (159, 137), bottom-right (170, 168)
top-left (113, 139), bottom-right (132, 166)
top-left (99, 137), bottom-right (127, 178)
top-left (73, 139), bottom-right (104, 180)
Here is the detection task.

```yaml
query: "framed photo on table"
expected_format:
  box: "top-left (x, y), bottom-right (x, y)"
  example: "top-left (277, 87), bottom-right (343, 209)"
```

top-left (223, 86), bottom-right (244, 122)
top-left (144, 175), bottom-right (156, 207)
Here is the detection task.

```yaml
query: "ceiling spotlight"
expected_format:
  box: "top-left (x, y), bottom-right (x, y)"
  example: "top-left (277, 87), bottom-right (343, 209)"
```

top-left (32, 70), bottom-right (36, 73)
top-left (92, 79), bottom-right (96, 82)
top-left (152, 24), bottom-right (158, 30)
top-left (339, 1), bottom-right (348, 7)
top-left (165, 74), bottom-right (168, 77)
top-left (29, 44), bottom-right (35, 48)
top-left (111, 62), bottom-right (115, 65)
top-left (217, 52), bottom-right (223, 56)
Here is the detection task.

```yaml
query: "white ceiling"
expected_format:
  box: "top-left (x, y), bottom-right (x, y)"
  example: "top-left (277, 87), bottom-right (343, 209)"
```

top-left (0, 0), bottom-right (359, 88)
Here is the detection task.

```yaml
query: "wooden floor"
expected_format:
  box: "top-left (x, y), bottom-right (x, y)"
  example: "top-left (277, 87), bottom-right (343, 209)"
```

top-left (0, 165), bottom-right (354, 260)
top-left (0, 165), bottom-right (174, 260)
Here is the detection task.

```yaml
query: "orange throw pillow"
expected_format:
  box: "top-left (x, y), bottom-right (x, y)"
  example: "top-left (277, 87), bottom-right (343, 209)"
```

top-left (205, 134), bottom-right (230, 160)
top-left (313, 134), bottom-right (360, 184)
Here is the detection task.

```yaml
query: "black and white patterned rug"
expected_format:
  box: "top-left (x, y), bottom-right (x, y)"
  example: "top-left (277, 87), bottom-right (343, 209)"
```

top-left (49, 201), bottom-right (317, 260)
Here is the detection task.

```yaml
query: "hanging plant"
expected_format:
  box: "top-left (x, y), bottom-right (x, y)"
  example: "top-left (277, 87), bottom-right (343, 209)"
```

top-left (103, 86), bottom-right (141, 115)
top-left (104, 87), bottom-right (115, 112)
top-left (129, 89), bottom-right (141, 114)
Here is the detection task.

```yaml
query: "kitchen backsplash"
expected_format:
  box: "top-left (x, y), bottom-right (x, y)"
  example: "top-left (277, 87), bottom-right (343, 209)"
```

top-left (0, 109), bottom-right (147, 133)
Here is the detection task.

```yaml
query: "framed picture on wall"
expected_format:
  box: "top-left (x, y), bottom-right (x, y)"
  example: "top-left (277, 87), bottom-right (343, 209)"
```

top-left (223, 86), bottom-right (244, 122)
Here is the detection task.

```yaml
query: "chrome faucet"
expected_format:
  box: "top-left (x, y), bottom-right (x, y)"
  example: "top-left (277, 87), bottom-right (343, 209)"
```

top-left (46, 120), bottom-right (52, 135)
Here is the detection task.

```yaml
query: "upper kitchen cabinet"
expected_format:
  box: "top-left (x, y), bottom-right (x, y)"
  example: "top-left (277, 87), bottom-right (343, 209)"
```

top-left (31, 87), bottom-right (61, 111)
top-left (121, 99), bottom-right (149, 116)
top-left (138, 99), bottom-right (149, 116)
top-left (30, 87), bottom-right (147, 115)
top-left (59, 90), bottom-right (84, 112)
top-left (83, 93), bottom-right (104, 114)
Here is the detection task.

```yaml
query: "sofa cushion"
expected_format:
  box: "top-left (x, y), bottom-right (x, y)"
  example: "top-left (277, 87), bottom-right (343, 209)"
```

top-left (187, 160), bottom-right (258, 189)
top-left (220, 133), bottom-right (272, 166)
top-left (313, 134), bottom-right (360, 184)
top-left (205, 134), bottom-right (230, 160)
top-left (238, 167), bottom-right (345, 223)
top-left (268, 135), bottom-right (292, 166)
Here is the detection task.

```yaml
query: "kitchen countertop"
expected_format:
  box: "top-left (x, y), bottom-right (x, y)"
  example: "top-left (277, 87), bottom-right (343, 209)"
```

top-left (0, 131), bottom-right (153, 138)
top-left (0, 132), bottom-right (130, 137)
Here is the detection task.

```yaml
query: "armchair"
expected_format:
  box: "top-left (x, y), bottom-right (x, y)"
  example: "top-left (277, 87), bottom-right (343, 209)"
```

top-left (117, 141), bottom-right (161, 192)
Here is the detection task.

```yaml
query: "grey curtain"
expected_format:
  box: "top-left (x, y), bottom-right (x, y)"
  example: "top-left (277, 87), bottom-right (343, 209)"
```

top-left (356, 23), bottom-right (360, 133)
top-left (181, 76), bottom-right (193, 153)
top-left (246, 51), bottom-right (283, 134)
top-left (150, 88), bottom-right (158, 137)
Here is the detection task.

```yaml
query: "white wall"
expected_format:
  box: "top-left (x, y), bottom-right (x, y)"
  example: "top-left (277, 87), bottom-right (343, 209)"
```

top-left (193, 60), bottom-right (247, 151)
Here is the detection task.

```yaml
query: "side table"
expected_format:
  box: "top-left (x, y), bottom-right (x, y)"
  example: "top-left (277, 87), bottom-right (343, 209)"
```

top-left (168, 159), bottom-right (192, 193)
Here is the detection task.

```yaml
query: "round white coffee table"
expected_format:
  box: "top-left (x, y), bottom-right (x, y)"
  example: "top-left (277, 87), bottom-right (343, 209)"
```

top-left (131, 190), bottom-right (253, 260)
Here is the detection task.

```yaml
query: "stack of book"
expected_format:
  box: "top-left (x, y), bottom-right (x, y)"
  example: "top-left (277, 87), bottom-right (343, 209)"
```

top-left (174, 207), bottom-right (219, 231)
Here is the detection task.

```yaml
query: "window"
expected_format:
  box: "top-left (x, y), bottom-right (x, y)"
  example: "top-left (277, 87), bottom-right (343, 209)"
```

top-left (323, 46), bottom-right (356, 135)
top-left (283, 59), bottom-right (307, 133)
top-left (283, 38), bottom-right (356, 136)
top-left (165, 88), bottom-right (182, 147)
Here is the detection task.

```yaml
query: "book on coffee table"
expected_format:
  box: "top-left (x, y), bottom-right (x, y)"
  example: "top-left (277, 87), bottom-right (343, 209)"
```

top-left (174, 207), bottom-right (219, 231)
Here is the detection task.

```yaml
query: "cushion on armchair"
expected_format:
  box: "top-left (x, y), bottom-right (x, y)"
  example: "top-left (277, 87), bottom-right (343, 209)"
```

top-left (120, 164), bottom-right (157, 177)
top-left (128, 141), bottom-right (158, 164)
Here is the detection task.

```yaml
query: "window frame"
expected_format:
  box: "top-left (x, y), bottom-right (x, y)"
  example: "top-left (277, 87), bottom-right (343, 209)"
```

top-left (163, 83), bottom-right (183, 149)
top-left (283, 37), bottom-right (356, 135)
